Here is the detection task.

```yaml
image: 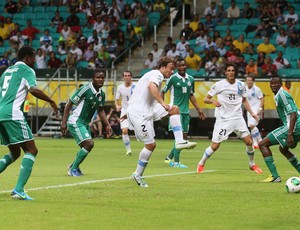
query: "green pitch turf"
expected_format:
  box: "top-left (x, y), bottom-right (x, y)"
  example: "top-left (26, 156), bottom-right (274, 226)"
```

top-left (0, 138), bottom-right (299, 230)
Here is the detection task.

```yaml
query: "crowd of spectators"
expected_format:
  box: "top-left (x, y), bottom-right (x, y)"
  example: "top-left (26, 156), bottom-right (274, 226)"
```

top-left (0, 0), bottom-right (172, 70)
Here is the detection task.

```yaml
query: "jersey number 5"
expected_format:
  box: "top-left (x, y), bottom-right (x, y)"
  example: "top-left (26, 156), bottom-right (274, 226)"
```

top-left (1, 75), bottom-right (12, 97)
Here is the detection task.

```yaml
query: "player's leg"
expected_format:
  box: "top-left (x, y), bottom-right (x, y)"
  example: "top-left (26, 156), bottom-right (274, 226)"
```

top-left (197, 142), bottom-right (220, 173)
top-left (68, 122), bottom-right (94, 176)
top-left (279, 138), bottom-right (300, 173)
top-left (248, 114), bottom-right (261, 149)
top-left (259, 127), bottom-right (284, 182)
top-left (120, 118), bottom-right (131, 156)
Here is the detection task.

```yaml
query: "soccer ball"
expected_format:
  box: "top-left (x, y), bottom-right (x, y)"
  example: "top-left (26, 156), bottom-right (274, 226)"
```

top-left (285, 177), bottom-right (300, 193)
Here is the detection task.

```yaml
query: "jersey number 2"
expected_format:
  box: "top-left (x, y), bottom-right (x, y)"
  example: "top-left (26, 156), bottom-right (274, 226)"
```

top-left (1, 75), bottom-right (12, 97)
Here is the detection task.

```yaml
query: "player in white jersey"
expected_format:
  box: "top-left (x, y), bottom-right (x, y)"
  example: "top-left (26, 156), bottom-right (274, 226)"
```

top-left (0, 46), bottom-right (58, 200)
top-left (197, 63), bottom-right (263, 175)
top-left (115, 71), bottom-right (135, 156)
top-left (245, 76), bottom-right (264, 149)
top-left (126, 56), bottom-right (197, 187)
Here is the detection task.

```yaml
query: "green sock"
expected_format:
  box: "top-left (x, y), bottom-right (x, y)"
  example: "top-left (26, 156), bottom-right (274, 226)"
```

top-left (264, 156), bottom-right (279, 178)
top-left (0, 153), bottom-right (14, 173)
top-left (15, 153), bottom-right (36, 193)
top-left (167, 146), bottom-right (175, 160)
top-left (174, 148), bottom-right (181, 163)
top-left (289, 156), bottom-right (300, 173)
top-left (70, 147), bottom-right (89, 170)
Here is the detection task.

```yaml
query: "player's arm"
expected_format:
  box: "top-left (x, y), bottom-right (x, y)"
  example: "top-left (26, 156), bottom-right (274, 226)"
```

top-left (115, 99), bottom-right (121, 112)
top-left (190, 94), bottom-right (205, 120)
top-left (204, 94), bottom-right (221, 107)
top-left (29, 87), bottom-right (58, 115)
top-left (98, 107), bottom-right (113, 137)
top-left (148, 81), bottom-right (170, 110)
top-left (257, 96), bottom-right (264, 115)
top-left (242, 97), bottom-right (258, 121)
top-left (60, 99), bottom-right (74, 136)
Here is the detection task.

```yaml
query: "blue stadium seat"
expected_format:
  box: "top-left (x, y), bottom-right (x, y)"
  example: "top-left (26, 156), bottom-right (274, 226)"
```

top-left (22, 6), bottom-right (33, 13)
top-left (186, 68), bottom-right (198, 76)
top-left (46, 6), bottom-right (58, 13)
top-left (77, 61), bottom-right (89, 69)
top-left (0, 47), bottom-right (6, 55)
top-left (139, 68), bottom-right (151, 77)
top-left (278, 68), bottom-right (291, 77)
top-left (33, 6), bottom-right (45, 13)
top-left (13, 13), bottom-right (25, 20)
top-left (289, 69), bottom-right (300, 78)
top-left (285, 47), bottom-right (299, 55)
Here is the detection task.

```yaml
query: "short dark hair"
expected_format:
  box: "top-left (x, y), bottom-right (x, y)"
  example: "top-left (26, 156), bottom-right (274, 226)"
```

top-left (270, 75), bottom-right (282, 83)
top-left (17, 46), bottom-right (35, 60)
top-left (123, 70), bottom-right (132, 77)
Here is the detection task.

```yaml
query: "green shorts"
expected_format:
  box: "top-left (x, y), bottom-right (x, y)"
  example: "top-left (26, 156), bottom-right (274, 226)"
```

top-left (68, 122), bottom-right (92, 145)
top-left (168, 113), bottom-right (190, 133)
top-left (0, 119), bottom-right (34, 146)
top-left (267, 125), bottom-right (300, 149)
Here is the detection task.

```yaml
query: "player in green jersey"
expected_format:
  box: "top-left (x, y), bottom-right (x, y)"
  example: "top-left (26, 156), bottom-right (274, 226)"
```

top-left (259, 75), bottom-right (300, 182)
top-left (162, 58), bottom-right (206, 168)
top-left (61, 71), bottom-right (112, 176)
top-left (0, 46), bottom-right (58, 200)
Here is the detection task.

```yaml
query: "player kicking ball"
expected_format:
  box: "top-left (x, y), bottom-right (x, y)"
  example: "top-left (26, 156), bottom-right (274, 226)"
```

top-left (196, 63), bottom-right (263, 175)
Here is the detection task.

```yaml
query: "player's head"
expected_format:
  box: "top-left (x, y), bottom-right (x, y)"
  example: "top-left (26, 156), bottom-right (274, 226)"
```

top-left (123, 70), bottom-right (132, 84)
top-left (270, 75), bottom-right (282, 94)
top-left (285, 80), bottom-right (291, 89)
top-left (158, 56), bottom-right (176, 78)
top-left (92, 70), bottom-right (105, 90)
top-left (224, 62), bottom-right (236, 82)
top-left (176, 58), bottom-right (187, 76)
top-left (17, 46), bottom-right (36, 68)
top-left (245, 75), bottom-right (255, 87)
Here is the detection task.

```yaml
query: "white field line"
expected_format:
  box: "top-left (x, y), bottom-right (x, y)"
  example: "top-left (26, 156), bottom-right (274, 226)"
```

top-left (0, 170), bottom-right (216, 194)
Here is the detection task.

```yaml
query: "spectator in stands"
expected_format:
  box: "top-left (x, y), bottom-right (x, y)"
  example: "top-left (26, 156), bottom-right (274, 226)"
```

top-left (255, 21), bottom-right (274, 39)
top-left (273, 51), bottom-right (291, 70)
top-left (274, 5), bottom-right (285, 26)
top-left (172, 0), bottom-right (191, 26)
top-left (65, 51), bottom-right (77, 68)
top-left (217, 42), bottom-right (226, 57)
top-left (176, 35), bottom-right (190, 58)
top-left (0, 52), bottom-right (10, 69)
top-left (257, 51), bottom-right (266, 68)
top-left (51, 11), bottom-right (64, 29)
top-left (107, 107), bottom-right (121, 137)
top-left (79, 0), bottom-right (92, 16)
top-left (144, 52), bottom-right (157, 69)
top-left (78, 36), bottom-right (88, 54)
top-left (108, 0), bottom-right (122, 22)
top-left (83, 43), bottom-right (95, 61)
top-left (40, 41), bottom-right (53, 56)
top-left (185, 48), bottom-right (202, 71)
top-left (109, 22), bottom-right (122, 41)
top-left (5, 0), bottom-right (18, 14)
top-left (50, 0), bottom-right (63, 6)
top-left (195, 29), bottom-right (207, 48)
top-left (166, 43), bottom-right (180, 58)
top-left (8, 22), bottom-right (20, 39)
top-left (245, 43), bottom-right (256, 55)
top-left (105, 36), bottom-right (117, 60)
top-left (215, 3), bottom-right (225, 24)
top-left (189, 13), bottom-right (200, 35)
top-left (66, 9), bottom-right (81, 32)
top-left (136, 8), bottom-right (149, 39)
top-left (236, 55), bottom-right (247, 76)
top-left (69, 42), bottom-right (83, 61)
top-left (98, 45), bottom-right (111, 67)
top-left (205, 56), bottom-right (220, 77)
top-left (200, 48), bottom-right (211, 68)
top-left (246, 58), bottom-right (258, 77)
top-left (276, 28), bottom-right (288, 48)
top-left (93, 37), bottom-right (102, 52)
top-left (153, 0), bottom-right (166, 17)
top-left (227, 0), bottom-right (240, 25)
top-left (150, 43), bottom-right (163, 62)
top-left (289, 30), bottom-right (300, 47)
top-left (164, 36), bottom-right (173, 53)
top-left (133, 1), bottom-right (144, 19)
top-left (22, 20), bottom-right (40, 47)
top-left (93, 15), bottom-right (105, 34)
top-left (116, 30), bottom-right (126, 57)
top-left (95, 0), bottom-right (109, 16)
top-left (262, 56), bottom-right (277, 76)
top-left (233, 34), bottom-right (249, 53)
top-left (203, 35), bottom-right (217, 50)
top-left (10, 30), bottom-right (28, 48)
top-left (242, 2), bottom-right (254, 19)
top-left (35, 48), bottom-right (47, 69)
top-left (286, 19), bottom-right (297, 39)
top-left (284, 6), bottom-right (298, 25)
top-left (203, 14), bottom-right (215, 31)
top-left (180, 21), bottom-right (193, 40)
top-left (257, 37), bottom-right (276, 55)
top-left (90, 113), bottom-right (103, 139)
top-left (48, 51), bottom-right (62, 68)
top-left (57, 36), bottom-right (67, 56)
top-left (66, 31), bottom-right (77, 48)
top-left (39, 29), bottom-right (53, 46)
top-left (223, 29), bottom-right (235, 46)
top-left (204, 1), bottom-right (216, 18)
top-left (124, 23), bottom-right (137, 45)
top-left (123, 3), bottom-right (134, 20)
top-left (88, 30), bottom-right (102, 44)
top-left (4, 17), bottom-right (15, 36)
top-left (0, 20), bottom-right (9, 41)
top-left (213, 30), bottom-right (223, 48)
top-left (60, 23), bottom-right (72, 41)
top-left (68, 0), bottom-right (80, 12)
top-left (145, 0), bottom-right (153, 13)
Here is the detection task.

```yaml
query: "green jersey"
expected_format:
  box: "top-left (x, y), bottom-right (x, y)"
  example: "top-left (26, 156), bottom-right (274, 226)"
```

top-left (0, 61), bottom-right (37, 121)
top-left (275, 87), bottom-right (300, 126)
top-left (68, 82), bottom-right (105, 125)
top-left (162, 72), bottom-right (194, 114)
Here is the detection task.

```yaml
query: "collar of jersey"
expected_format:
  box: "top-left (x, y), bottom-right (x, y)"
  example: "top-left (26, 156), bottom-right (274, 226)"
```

top-left (89, 82), bottom-right (102, 96)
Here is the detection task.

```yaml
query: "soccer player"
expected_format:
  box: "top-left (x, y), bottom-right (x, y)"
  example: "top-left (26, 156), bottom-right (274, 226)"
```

top-left (162, 58), bottom-right (206, 168)
top-left (196, 63), bottom-right (263, 174)
top-left (0, 46), bottom-right (58, 200)
top-left (259, 76), bottom-right (300, 183)
top-left (127, 56), bottom-right (197, 187)
top-left (61, 71), bottom-right (112, 176)
top-left (115, 71), bottom-right (135, 156)
top-left (245, 76), bottom-right (264, 149)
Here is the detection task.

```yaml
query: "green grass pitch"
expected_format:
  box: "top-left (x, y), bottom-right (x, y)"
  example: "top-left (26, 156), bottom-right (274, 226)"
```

top-left (0, 138), bottom-right (299, 230)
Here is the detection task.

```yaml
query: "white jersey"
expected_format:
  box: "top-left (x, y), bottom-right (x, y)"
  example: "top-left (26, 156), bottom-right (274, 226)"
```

top-left (246, 84), bottom-right (263, 114)
top-left (115, 83), bottom-right (135, 115)
top-left (208, 79), bottom-right (247, 121)
top-left (127, 69), bottom-right (164, 118)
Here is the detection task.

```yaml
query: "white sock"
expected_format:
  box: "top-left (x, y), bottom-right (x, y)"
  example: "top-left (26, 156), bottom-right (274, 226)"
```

top-left (199, 146), bottom-right (214, 165)
top-left (135, 147), bottom-right (152, 177)
top-left (122, 134), bottom-right (131, 152)
top-left (169, 114), bottom-right (184, 143)
top-left (251, 127), bottom-right (260, 146)
top-left (246, 145), bottom-right (255, 167)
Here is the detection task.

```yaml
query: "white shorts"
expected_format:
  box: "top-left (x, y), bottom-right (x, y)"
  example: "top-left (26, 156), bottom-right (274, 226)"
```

top-left (247, 112), bottom-right (260, 127)
top-left (127, 102), bottom-right (168, 144)
top-left (212, 118), bottom-right (250, 143)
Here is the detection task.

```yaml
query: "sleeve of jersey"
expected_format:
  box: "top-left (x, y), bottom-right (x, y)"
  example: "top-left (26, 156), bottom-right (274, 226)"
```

top-left (150, 73), bottom-right (163, 88)
top-left (241, 83), bottom-right (247, 97)
top-left (283, 94), bottom-right (298, 114)
top-left (191, 78), bottom-right (195, 94)
top-left (100, 92), bottom-right (106, 106)
top-left (162, 77), bottom-right (172, 93)
top-left (208, 82), bottom-right (218, 96)
top-left (70, 88), bottom-right (85, 105)
top-left (115, 86), bottom-right (121, 100)
top-left (26, 68), bottom-right (37, 89)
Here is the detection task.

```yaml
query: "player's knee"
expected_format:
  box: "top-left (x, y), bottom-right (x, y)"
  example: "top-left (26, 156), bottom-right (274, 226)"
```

top-left (84, 140), bottom-right (94, 151)
top-left (171, 105), bottom-right (180, 115)
top-left (122, 129), bottom-right (128, 135)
